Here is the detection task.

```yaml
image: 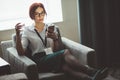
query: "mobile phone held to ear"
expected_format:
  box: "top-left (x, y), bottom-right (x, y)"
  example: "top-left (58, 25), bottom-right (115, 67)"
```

top-left (48, 25), bottom-right (54, 33)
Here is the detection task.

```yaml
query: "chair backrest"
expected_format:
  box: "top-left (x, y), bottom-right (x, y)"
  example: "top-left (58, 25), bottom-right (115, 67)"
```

top-left (12, 33), bottom-right (32, 58)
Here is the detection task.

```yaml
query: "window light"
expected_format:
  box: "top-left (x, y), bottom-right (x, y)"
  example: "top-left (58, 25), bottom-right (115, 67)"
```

top-left (0, 0), bottom-right (63, 30)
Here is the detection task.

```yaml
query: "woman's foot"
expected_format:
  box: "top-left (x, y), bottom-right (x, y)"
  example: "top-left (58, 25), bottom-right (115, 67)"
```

top-left (91, 67), bottom-right (108, 80)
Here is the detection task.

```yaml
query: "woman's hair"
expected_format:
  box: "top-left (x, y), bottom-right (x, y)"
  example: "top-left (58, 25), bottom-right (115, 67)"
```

top-left (29, 2), bottom-right (47, 19)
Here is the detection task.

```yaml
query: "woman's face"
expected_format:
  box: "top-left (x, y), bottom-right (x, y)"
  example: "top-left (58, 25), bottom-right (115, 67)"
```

top-left (34, 7), bottom-right (45, 23)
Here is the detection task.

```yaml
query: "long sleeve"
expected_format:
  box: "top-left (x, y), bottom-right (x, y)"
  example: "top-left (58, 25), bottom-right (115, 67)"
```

top-left (52, 28), bottom-right (65, 52)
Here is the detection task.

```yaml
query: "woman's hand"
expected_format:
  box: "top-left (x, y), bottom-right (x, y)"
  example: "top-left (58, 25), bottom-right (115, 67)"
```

top-left (15, 23), bottom-right (25, 34)
top-left (46, 32), bottom-right (58, 41)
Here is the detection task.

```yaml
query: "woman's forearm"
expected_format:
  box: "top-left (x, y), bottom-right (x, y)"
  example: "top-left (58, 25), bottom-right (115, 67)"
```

top-left (52, 37), bottom-right (65, 52)
top-left (16, 33), bottom-right (25, 55)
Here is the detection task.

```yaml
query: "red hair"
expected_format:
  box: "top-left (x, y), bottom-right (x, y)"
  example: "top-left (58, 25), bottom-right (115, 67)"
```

top-left (29, 2), bottom-right (47, 19)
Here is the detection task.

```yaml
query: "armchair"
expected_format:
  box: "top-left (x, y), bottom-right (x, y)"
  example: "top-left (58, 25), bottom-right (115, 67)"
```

top-left (1, 35), bottom-right (97, 80)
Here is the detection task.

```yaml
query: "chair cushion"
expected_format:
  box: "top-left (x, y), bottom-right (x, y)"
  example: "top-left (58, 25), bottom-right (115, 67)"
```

top-left (0, 73), bottom-right (28, 80)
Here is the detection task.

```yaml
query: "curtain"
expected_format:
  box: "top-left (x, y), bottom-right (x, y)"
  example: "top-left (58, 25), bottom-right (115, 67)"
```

top-left (79, 0), bottom-right (120, 67)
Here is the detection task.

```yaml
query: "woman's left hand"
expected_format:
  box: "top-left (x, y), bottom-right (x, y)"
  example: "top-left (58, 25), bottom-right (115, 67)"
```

top-left (46, 32), bottom-right (58, 40)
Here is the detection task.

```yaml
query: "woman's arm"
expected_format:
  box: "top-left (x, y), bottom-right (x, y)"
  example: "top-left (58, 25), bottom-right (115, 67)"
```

top-left (52, 36), bottom-right (64, 52)
top-left (15, 23), bottom-right (26, 55)
top-left (47, 27), bottom-right (65, 52)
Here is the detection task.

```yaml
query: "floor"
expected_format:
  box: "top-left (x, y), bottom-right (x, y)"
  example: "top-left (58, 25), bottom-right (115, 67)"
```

top-left (103, 68), bottom-right (120, 80)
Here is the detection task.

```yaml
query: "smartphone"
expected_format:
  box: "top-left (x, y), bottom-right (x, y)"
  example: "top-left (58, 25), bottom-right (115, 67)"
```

top-left (48, 25), bottom-right (54, 33)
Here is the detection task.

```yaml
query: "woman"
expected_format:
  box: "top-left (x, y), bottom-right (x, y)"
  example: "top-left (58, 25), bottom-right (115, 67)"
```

top-left (15, 2), bottom-right (108, 80)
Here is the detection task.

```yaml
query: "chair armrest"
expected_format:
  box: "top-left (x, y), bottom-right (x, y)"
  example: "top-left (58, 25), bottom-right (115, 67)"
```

top-left (62, 37), bottom-right (97, 68)
top-left (7, 47), bottom-right (39, 80)
top-left (1, 40), bottom-right (13, 60)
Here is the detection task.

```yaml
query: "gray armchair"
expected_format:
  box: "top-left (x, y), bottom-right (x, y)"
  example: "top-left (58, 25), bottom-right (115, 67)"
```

top-left (1, 35), bottom-right (97, 80)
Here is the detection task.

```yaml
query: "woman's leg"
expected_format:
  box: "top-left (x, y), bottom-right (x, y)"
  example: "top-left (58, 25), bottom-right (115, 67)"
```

top-left (62, 49), bottom-right (108, 80)
top-left (63, 49), bottom-right (96, 75)
top-left (62, 64), bottom-right (92, 80)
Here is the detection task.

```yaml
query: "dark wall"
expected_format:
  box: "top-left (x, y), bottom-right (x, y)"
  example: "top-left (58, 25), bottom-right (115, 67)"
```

top-left (79, 0), bottom-right (120, 67)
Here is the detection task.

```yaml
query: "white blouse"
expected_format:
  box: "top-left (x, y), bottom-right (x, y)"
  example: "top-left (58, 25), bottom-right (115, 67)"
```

top-left (21, 23), bottom-right (58, 56)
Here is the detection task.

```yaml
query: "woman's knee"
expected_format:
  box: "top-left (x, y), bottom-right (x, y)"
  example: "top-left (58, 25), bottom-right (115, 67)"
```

top-left (63, 49), bottom-right (71, 55)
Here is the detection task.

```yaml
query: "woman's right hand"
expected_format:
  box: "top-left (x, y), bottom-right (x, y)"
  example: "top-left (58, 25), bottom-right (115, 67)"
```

top-left (15, 23), bottom-right (25, 55)
top-left (15, 23), bottom-right (25, 34)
